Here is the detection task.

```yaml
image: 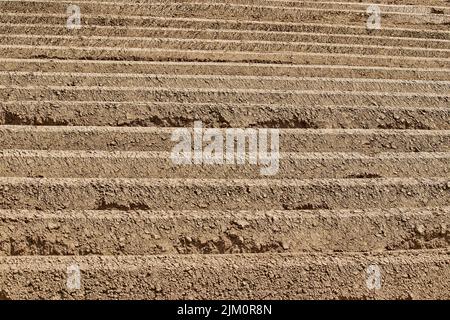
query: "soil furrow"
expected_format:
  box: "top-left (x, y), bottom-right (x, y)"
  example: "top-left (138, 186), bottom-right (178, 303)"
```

top-left (1, 24), bottom-right (450, 49)
top-left (0, 150), bottom-right (448, 179)
top-left (0, 207), bottom-right (448, 256)
top-left (0, 251), bottom-right (448, 299)
top-left (2, 14), bottom-right (448, 39)
top-left (0, 177), bottom-right (448, 211)
top-left (2, 72), bottom-right (449, 94)
top-left (2, 59), bottom-right (449, 81)
top-left (1, 126), bottom-right (448, 151)
top-left (2, 35), bottom-right (449, 58)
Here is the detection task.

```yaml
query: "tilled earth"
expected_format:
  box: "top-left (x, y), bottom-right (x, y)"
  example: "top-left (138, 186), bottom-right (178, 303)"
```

top-left (0, 0), bottom-right (449, 300)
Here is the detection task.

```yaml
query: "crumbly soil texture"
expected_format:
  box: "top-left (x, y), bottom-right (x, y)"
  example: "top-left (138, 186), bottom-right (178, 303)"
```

top-left (0, 0), bottom-right (449, 300)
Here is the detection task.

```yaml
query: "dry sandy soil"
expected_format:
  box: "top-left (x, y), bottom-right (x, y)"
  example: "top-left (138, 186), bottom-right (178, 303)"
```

top-left (0, 0), bottom-right (449, 300)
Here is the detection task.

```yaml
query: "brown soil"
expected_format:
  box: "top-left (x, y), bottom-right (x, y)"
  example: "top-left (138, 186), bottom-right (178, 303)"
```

top-left (0, 0), bottom-right (449, 300)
